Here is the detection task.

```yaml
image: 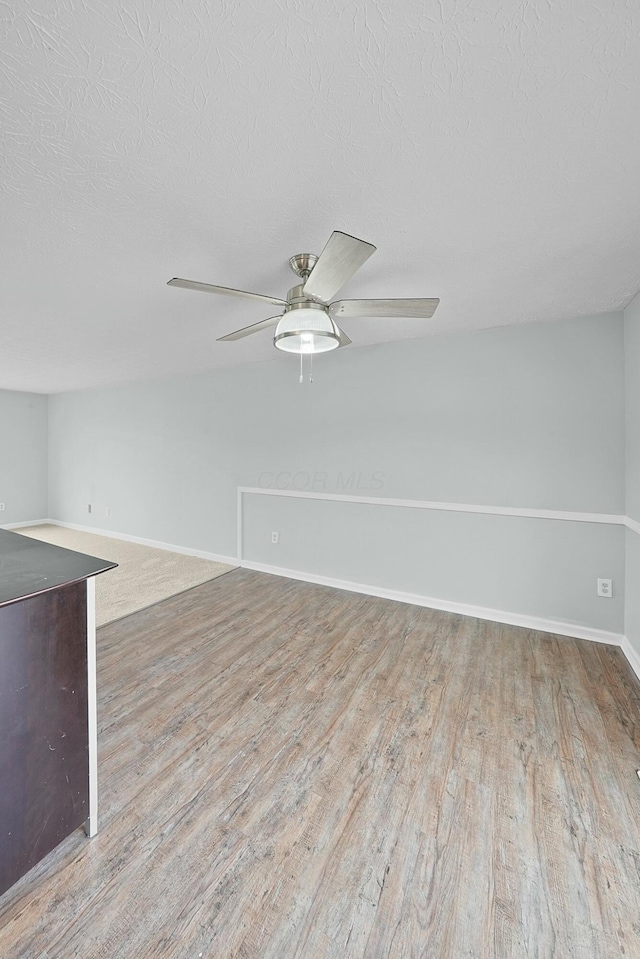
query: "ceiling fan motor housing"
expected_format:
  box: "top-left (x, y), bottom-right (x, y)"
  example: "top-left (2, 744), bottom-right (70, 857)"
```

top-left (285, 284), bottom-right (327, 314)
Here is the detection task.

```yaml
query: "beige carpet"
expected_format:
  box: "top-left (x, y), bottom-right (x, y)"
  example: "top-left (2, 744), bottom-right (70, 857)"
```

top-left (16, 525), bottom-right (236, 627)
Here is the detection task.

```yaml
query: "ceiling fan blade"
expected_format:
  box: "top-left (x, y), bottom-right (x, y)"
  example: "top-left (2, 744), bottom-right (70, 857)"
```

top-left (302, 231), bottom-right (376, 303)
top-left (168, 278), bottom-right (286, 308)
top-left (216, 315), bottom-right (282, 342)
top-left (334, 323), bottom-right (352, 347)
top-left (329, 298), bottom-right (440, 319)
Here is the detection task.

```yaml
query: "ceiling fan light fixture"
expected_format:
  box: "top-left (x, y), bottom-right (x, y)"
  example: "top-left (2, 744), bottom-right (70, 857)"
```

top-left (169, 230), bottom-right (440, 354)
top-left (273, 307), bottom-right (340, 354)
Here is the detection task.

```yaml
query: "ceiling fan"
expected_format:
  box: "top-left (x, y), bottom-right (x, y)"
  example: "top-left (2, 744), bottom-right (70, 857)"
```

top-left (167, 230), bottom-right (439, 356)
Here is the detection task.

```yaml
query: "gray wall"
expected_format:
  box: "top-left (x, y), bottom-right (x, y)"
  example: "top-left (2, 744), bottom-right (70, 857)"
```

top-left (625, 291), bottom-right (640, 655)
top-left (48, 311), bottom-right (626, 634)
top-left (0, 389), bottom-right (48, 524)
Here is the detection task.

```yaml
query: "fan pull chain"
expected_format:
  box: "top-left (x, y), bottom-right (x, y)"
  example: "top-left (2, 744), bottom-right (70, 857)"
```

top-left (299, 353), bottom-right (314, 384)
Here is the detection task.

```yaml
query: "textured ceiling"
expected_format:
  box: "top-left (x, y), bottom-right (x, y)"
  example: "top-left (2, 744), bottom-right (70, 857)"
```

top-left (1, 0), bottom-right (640, 393)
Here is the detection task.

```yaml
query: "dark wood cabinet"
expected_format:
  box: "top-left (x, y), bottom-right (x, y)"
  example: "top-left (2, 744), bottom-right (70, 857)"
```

top-left (0, 530), bottom-right (116, 898)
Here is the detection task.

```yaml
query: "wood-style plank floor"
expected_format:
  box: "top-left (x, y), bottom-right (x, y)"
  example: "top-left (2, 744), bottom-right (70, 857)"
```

top-left (2, 568), bottom-right (640, 958)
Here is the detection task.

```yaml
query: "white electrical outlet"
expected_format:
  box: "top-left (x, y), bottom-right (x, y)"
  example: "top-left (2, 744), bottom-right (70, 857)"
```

top-left (105, 506), bottom-right (110, 516)
top-left (597, 578), bottom-right (612, 598)
top-left (0, 503), bottom-right (5, 511)
top-left (88, 504), bottom-right (92, 513)
top-left (271, 531), bottom-right (279, 544)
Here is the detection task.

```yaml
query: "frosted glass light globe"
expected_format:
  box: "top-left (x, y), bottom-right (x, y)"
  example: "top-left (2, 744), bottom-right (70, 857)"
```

top-left (273, 309), bottom-right (340, 354)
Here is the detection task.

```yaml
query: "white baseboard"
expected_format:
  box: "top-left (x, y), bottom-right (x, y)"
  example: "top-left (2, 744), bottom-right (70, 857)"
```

top-left (621, 636), bottom-right (640, 684)
top-left (2, 519), bottom-right (51, 530)
top-left (6, 518), bottom-right (237, 566)
top-left (4, 517), bottom-right (634, 663)
top-left (241, 559), bottom-right (624, 647)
